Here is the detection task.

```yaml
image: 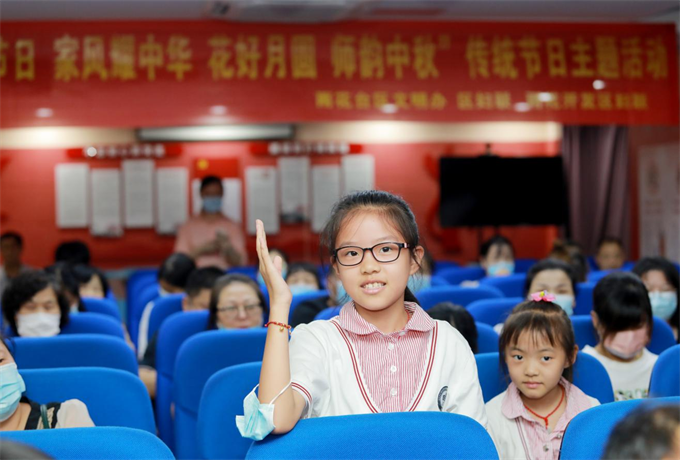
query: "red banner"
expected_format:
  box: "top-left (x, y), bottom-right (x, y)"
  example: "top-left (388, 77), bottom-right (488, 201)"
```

top-left (1, 21), bottom-right (677, 127)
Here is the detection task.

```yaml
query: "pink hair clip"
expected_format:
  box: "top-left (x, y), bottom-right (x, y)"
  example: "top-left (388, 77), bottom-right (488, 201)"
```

top-left (531, 291), bottom-right (555, 302)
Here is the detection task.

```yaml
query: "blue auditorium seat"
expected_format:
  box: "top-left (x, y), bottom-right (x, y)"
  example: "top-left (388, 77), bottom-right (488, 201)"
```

top-left (468, 297), bottom-right (523, 326)
top-left (226, 265), bottom-right (258, 280)
top-left (61, 312), bottom-right (125, 339)
top-left (416, 285), bottom-right (503, 310)
top-left (436, 267), bottom-right (486, 285)
top-left (315, 306), bottom-right (342, 320)
top-left (129, 283), bottom-right (160, 348)
top-left (649, 344), bottom-right (680, 397)
top-left (289, 290), bottom-right (328, 321)
top-left (81, 297), bottom-right (121, 321)
top-left (479, 273), bottom-right (527, 298)
top-left (475, 322), bottom-right (499, 354)
top-left (147, 294), bottom-right (185, 343)
top-left (574, 282), bottom-right (595, 315)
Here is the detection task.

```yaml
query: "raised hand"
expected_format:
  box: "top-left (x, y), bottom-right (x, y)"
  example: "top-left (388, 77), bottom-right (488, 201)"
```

top-left (255, 219), bottom-right (292, 312)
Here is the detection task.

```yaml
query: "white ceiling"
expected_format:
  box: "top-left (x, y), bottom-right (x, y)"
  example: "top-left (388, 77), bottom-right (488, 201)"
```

top-left (1, 0), bottom-right (678, 24)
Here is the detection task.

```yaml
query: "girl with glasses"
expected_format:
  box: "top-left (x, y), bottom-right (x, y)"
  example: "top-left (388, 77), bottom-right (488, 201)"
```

top-left (236, 190), bottom-right (487, 440)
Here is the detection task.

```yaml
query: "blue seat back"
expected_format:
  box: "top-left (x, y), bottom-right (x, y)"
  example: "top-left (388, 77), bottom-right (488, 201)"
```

top-left (432, 260), bottom-right (459, 275)
top-left (574, 282), bottom-right (595, 315)
top-left (246, 412), bottom-right (498, 460)
top-left (430, 275), bottom-right (449, 287)
top-left (0, 427), bottom-right (174, 460)
top-left (198, 362), bottom-right (262, 460)
top-left (289, 290), bottom-right (328, 321)
top-left (475, 352), bottom-right (614, 403)
top-left (129, 283), bottom-right (159, 348)
top-left (514, 258), bottom-right (537, 273)
top-left (588, 269), bottom-right (614, 283)
top-left (174, 329), bottom-right (268, 459)
top-left (147, 294), bottom-right (185, 342)
top-left (649, 344), bottom-right (680, 397)
top-left (226, 266), bottom-right (258, 280)
top-left (437, 267), bottom-right (486, 285)
top-left (315, 306), bottom-right (342, 321)
top-left (480, 273), bottom-right (527, 298)
top-left (126, 268), bottom-right (158, 312)
top-left (22, 367), bottom-right (155, 432)
top-left (81, 297), bottom-right (121, 321)
top-left (60, 312), bottom-right (125, 339)
top-left (560, 397), bottom-right (680, 460)
top-left (417, 285), bottom-right (503, 310)
top-left (571, 315), bottom-right (677, 355)
top-left (468, 297), bottom-right (524, 326)
top-left (156, 310), bottom-right (210, 450)
top-left (9, 334), bottom-right (137, 374)
top-left (475, 322), bottom-right (499, 354)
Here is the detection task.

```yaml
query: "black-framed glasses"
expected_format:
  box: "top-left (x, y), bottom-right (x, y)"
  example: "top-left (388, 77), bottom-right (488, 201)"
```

top-left (333, 242), bottom-right (409, 267)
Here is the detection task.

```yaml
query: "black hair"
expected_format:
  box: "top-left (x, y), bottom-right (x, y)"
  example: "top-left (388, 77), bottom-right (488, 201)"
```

top-left (44, 262), bottom-right (84, 312)
top-left (72, 264), bottom-right (110, 297)
top-left (550, 239), bottom-right (589, 282)
top-left (268, 248), bottom-right (290, 266)
top-left (597, 236), bottom-right (625, 251)
top-left (0, 232), bottom-right (23, 248)
top-left (602, 404), bottom-right (680, 460)
top-left (286, 262), bottom-right (322, 289)
top-left (1, 271), bottom-right (70, 335)
top-left (54, 240), bottom-right (91, 265)
top-left (0, 331), bottom-right (13, 358)
top-left (427, 302), bottom-right (478, 353)
top-left (523, 258), bottom-right (578, 297)
top-left (200, 175), bottom-right (223, 193)
top-left (479, 235), bottom-right (514, 259)
top-left (185, 267), bottom-right (224, 298)
top-left (320, 190), bottom-right (423, 305)
top-left (157, 253), bottom-right (196, 289)
top-left (499, 299), bottom-right (577, 381)
top-left (632, 256), bottom-right (679, 335)
top-left (207, 274), bottom-right (267, 330)
top-left (593, 272), bottom-right (654, 342)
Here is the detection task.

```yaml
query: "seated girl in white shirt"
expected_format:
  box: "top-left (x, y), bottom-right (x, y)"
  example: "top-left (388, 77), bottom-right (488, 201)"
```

top-left (486, 294), bottom-right (599, 460)
top-left (238, 190), bottom-right (487, 440)
top-left (582, 272), bottom-right (658, 401)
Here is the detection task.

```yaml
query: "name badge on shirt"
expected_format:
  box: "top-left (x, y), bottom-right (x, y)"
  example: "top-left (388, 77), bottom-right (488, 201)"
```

top-left (437, 386), bottom-right (448, 411)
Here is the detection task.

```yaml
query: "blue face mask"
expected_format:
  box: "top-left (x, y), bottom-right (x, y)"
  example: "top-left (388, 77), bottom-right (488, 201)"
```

top-left (487, 261), bottom-right (515, 277)
top-left (649, 291), bottom-right (678, 321)
top-left (202, 197), bottom-right (223, 214)
top-left (0, 363), bottom-right (26, 422)
top-left (289, 284), bottom-right (317, 296)
top-left (552, 294), bottom-right (575, 316)
top-left (335, 279), bottom-right (349, 304)
top-left (407, 274), bottom-right (432, 293)
top-left (236, 382), bottom-right (290, 441)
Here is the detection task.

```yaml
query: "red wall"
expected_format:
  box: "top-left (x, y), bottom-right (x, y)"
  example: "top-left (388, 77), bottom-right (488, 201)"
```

top-left (0, 140), bottom-right (560, 269)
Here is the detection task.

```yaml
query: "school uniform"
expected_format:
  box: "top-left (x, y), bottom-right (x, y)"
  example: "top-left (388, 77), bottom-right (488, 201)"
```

top-left (289, 301), bottom-right (488, 428)
top-left (485, 378), bottom-right (599, 460)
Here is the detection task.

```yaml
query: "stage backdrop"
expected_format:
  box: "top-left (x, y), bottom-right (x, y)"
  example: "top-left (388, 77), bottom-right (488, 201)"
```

top-left (1, 21), bottom-right (677, 128)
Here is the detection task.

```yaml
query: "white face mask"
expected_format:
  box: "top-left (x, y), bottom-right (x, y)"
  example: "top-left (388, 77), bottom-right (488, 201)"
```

top-left (16, 312), bottom-right (61, 337)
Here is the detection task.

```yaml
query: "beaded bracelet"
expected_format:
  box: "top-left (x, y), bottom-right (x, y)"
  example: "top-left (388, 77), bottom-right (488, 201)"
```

top-left (264, 321), bottom-right (292, 334)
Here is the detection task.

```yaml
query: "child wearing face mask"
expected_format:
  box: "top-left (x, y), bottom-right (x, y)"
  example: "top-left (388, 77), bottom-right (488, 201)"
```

top-left (632, 256), bottom-right (679, 341)
top-left (1, 271), bottom-right (70, 338)
top-left (525, 259), bottom-right (578, 317)
top-left (480, 236), bottom-right (515, 278)
top-left (582, 272), bottom-right (658, 401)
top-left (486, 295), bottom-right (599, 460)
top-left (285, 262), bottom-right (322, 295)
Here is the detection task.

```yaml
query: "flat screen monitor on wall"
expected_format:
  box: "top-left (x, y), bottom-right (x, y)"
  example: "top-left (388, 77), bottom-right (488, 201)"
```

top-left (439, 156), bottom-right (568, 227)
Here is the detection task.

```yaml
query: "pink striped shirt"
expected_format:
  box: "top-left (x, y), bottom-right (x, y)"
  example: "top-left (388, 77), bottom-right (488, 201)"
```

top-left (501, 378), bottom-right (595, 460)
top-left (335, 301), bottom-right (435, 413)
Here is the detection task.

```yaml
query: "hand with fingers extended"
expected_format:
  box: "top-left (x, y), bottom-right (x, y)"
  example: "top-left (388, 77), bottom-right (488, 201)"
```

top-left (255, 219), bottom-right (292, 313)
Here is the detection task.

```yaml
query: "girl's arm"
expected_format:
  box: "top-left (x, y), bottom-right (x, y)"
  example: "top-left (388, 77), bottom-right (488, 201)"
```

top-left (255, 219), bottom-right (307, 433)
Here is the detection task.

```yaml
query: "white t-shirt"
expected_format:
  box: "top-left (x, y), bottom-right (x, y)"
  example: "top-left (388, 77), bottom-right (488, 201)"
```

top-left (582, 345), bottom-right (658, 401)
top-left (289, 317), bottom-right (488, 429)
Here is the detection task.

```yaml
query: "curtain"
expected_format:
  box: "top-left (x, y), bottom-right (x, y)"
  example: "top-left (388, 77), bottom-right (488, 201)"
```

top-left (561, 126), bottom-right (630, 255)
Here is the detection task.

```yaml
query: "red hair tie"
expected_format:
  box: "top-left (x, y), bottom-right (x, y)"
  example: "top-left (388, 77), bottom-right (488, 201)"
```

top-left (531, 291), bottom-right (555, 302)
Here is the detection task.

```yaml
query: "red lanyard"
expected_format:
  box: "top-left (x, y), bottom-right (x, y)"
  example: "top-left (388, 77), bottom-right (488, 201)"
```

top-left (523, 385), bottom-right (565, 429)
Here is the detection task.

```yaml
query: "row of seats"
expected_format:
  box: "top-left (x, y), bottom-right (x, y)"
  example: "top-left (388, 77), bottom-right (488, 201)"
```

top-left (4, 352), bottom-right (677, 460)
top-left (6, 326), bottom-right (678, 460)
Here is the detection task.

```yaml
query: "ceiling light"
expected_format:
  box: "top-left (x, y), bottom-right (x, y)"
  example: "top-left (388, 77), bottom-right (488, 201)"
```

top-left (136, 124), bottom-right (294, 142)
